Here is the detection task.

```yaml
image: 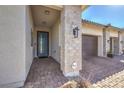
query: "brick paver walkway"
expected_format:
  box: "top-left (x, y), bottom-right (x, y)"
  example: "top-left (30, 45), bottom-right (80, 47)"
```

top-left (24, 57), bottom-right (68, 88)
top-left (91, 70), bottom-right (124, 88)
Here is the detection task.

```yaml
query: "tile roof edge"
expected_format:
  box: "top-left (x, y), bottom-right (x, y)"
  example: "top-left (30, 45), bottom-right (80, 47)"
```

top-left (82, 19), bottom-right (124, 31)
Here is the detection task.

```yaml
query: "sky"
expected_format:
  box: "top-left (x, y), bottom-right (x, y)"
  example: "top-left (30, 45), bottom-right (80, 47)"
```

top-left (82, 5), bottom-right (124, 28)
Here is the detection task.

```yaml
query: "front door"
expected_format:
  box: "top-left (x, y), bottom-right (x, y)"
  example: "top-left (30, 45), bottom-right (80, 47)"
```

top-left (37, 31), bottom-right (49, 57)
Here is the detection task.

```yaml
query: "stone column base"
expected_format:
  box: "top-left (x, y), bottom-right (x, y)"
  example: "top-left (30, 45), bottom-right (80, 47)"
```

top-left (63, 71), bottom-right (79, 77)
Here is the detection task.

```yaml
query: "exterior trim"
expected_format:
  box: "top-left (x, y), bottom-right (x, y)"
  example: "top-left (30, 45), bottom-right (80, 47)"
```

top-left (82, 19), bottom-right (123, 31)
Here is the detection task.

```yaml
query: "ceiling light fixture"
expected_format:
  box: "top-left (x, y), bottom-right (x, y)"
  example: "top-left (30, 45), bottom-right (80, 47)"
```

top-left (45, 10), bottom-right (50, 15)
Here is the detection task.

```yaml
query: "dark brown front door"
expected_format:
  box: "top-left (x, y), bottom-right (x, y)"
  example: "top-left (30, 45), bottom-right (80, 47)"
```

top-left (37, 31), bottom-right (49, 57)
top-left (82, 35), bottom-right (98, 57)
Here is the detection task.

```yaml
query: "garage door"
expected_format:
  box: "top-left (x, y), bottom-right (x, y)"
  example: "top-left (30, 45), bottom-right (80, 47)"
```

top-left (82, 35), bottom-right (98, 57)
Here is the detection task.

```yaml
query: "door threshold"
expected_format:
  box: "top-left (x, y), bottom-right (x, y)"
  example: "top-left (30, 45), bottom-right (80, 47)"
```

top-left (38, 56), bottom-right (48, 58)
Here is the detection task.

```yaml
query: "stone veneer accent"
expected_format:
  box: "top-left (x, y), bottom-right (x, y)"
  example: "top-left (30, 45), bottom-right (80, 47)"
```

top-left (103, 27), bottom-right (110, 57)
top-left (113, 31), bottom-right (122, 55)
top-left (91, 70), bottom-right (124, 88)
top-left (60, 5), bottom-right (82, 77)
top-left (118, 31), bottom-right (123, 55)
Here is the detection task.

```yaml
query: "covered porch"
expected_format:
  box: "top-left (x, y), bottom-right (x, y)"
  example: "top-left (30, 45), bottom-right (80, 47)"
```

top-left (24, 58), bottom-right (68, 88)
top-left (30, 5), bottom-right (85, 77)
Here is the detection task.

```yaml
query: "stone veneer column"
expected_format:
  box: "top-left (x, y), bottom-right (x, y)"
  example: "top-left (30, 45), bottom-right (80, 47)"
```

top-left (60, 5), bottom-right (82, 77)
top-left (103, 26), bottom-right (110, 57)
top-left (118, 31), bottom-right (122, 55)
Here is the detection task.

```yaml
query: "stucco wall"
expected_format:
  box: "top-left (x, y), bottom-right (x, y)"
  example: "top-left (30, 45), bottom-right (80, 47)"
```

top-left (82, 23), bottom-right (103, 36)
top-left (51, 19), bottom-right (60, 62)
top-left (82, 22), bottom-right (119, 37)
top-left (25, 6), bottom-right (34, 77)
top-left (110, 29), bottom-right (118, 37)
top-left (0, 6), bottom-right (25, 87)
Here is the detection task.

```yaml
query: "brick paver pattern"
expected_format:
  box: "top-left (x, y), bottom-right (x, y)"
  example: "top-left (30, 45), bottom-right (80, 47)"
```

top-left (24, 58), bottom-right (68, 88)
top-left (24, 56), bottom-right (124, 88)
top-left (81, 56), bottom-right (124, 83)
top-left (91, 70), bottom-right (124, 88)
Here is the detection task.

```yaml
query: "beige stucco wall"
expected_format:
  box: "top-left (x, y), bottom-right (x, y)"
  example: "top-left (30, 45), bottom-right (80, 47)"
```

top-left (82, 23), bottom-right (103, 36)
top-left (0, 6), bottom-right (25, 87)
top-left (109, 29), bottom-right (118, 37)
top-left (25, 6), bottom-right (34, 77)
top-left (82, 22), bottom-right (119, 37)
top-left (51, 19), bottom-right (60, 62)
top-left (0, 5), bottom-right (35, 87)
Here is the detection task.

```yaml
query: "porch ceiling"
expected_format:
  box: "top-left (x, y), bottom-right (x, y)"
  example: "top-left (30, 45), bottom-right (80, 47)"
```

top-left (30, 5), bottom-right (88, 28)
top-left (30, 5), bottom-right (60, 28)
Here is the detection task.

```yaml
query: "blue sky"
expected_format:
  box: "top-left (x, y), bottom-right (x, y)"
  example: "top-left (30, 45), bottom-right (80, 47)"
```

top-left (82, 5), bottom-right (124, 28)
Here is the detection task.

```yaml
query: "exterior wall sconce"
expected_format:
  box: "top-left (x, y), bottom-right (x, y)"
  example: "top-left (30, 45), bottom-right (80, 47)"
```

top-left (72, 62), bottom-right (77, 70)
top-left (73, 26), bottom-right (79, 38)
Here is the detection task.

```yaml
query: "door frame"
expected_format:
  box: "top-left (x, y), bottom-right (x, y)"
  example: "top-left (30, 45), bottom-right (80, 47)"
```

top-left (37, 31), bottom-right (49, 58)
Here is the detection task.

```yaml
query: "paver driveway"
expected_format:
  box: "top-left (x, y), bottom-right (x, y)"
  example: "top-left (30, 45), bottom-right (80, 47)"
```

top-left (80, 56), bottom-right (124, 83)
